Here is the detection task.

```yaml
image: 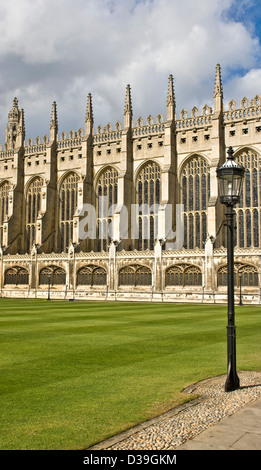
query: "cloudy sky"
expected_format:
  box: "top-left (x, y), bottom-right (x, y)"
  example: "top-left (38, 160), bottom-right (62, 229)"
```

top-left (0, 0), bottom-right (261, 143)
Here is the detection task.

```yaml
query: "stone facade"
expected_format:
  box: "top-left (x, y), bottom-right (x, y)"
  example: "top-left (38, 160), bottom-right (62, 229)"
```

top-left (0, 64), bottom-right (261, 303)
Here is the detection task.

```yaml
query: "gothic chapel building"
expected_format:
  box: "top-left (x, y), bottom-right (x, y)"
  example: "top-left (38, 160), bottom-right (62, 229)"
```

top-left (0, 65), bottom-right (261, 303)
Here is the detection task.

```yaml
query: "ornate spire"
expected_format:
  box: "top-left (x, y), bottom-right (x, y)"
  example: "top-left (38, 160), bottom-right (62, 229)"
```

top-left (124, 84), bottom-right (132, 128)
top-left (8, 97), bottom-right (19, 120)
top-left (50, 101), bottom-right (58, 141)
top-left (85, 93), bottom-right (93, 135)
top-left (167, 74), bottom-right (175, 121)
top-left (5, 97), bottom-right (22, 150)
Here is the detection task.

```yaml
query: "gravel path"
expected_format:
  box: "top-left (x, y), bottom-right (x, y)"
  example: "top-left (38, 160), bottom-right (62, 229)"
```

top-left (93, 371), bottom-right (261, 450)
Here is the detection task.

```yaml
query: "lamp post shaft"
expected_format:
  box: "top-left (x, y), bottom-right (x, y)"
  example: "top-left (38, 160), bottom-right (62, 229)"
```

top-left (225, 204), bottom-right (240, 392)
top-left (48, 274), bottom-right (51, 301)
top-left (239, 275), bottom-right (243, 306)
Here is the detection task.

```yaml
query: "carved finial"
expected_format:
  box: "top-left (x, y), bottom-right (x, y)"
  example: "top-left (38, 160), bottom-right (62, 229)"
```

top-left (167, 74), bottom-right (175, 105)
top-left (227, 146), bottom-right (234, 160)
top-left (85, 93), bottom-right (94, 135)
top-left (18, 108), bottom-right (25, 136)
top-left (167, 74), bottom-right (175, 121)
top-left (85, 93), bottom-right (93, 122)
top-left (50, 101), bottom-right (58, 141)
top-left (124, 84), bottom-right (132, 114)
top-left (124, 84), bottom-right (132, 128)
top-left (50, 101), bottom-right (58, 130)
top-left (214, 64), bottom-right (223, 98)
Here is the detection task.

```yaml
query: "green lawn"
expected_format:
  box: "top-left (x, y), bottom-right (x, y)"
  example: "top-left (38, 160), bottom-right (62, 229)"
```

top-left (0, 299), bottom-right (260, 450)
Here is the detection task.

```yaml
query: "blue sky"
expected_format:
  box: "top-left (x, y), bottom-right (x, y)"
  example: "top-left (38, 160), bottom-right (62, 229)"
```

top-left (0, 0), bottom-right (261, 143)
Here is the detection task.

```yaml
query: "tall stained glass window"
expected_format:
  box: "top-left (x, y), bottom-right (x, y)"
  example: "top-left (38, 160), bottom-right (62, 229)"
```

top-left (235, 149), bottom-right (261, 248)
top-left (60, 172), bottom-right (79, 252)
top-left (181, 156), bottom-right (210, 249)
top-left (0, 181), bottom-right (11, 246)
top-left (137, 162), bottom-right (161, 250)
top-left (97, 167), bottom-right (118, 251)
top-left (26, 177), bottom-right (44, 252)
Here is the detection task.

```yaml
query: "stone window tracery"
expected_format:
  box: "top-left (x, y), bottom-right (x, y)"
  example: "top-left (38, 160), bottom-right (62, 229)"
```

top-left (181, 156), bottom-right (210, 249)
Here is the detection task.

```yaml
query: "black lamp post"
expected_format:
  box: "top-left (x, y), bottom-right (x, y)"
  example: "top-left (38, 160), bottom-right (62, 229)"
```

top-left (216, 146), bottom-right (245, 392)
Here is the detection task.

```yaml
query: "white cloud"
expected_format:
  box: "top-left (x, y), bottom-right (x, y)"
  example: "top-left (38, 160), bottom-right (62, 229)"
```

top-left (224, 68), bottom-right (261, 107)
top-left (0, 0), bottom-right (260, 142)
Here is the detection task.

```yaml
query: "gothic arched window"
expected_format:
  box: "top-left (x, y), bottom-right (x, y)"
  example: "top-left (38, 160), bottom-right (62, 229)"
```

top-left (181, 156), bottom-right (210, 249)
top-left (39, 266), bottom-right (66, 285)
top-left (96, 167), bottom-right (118, 252)
top-left (77, 265), bottom-right (107, 286)
top-left (60, 172), bottom-right (79, 252)
top-left (165, 264), bottom-right (202, 287)
top-left (234, 149), bottom-right (261, 248)
top-left (4, 266), bottom-right (29, 285)
top-left (119, 265), bottom-right (152, 286)
top-left (26, 177), bottom-right (44, 252)
top-left (0, 181), bottom-right (11, 246)
top-left (137, 162), bottom-right (161, 250)
top-left (217, 263), bottom-right (258, 287)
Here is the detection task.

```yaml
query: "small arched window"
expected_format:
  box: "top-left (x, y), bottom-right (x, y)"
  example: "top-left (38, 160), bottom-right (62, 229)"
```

top-left (166, 265), bottom-right (183, 286)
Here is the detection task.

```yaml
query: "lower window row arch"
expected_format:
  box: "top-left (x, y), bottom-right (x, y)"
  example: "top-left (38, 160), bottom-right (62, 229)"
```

top-left (3, 263), bottom-right (259, 287)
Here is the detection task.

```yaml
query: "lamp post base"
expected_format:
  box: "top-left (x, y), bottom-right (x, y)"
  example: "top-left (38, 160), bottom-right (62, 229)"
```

top-left (225, 368), bottom-right (240, 392)
top-left (225, 325), bottom-right (240, 392)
